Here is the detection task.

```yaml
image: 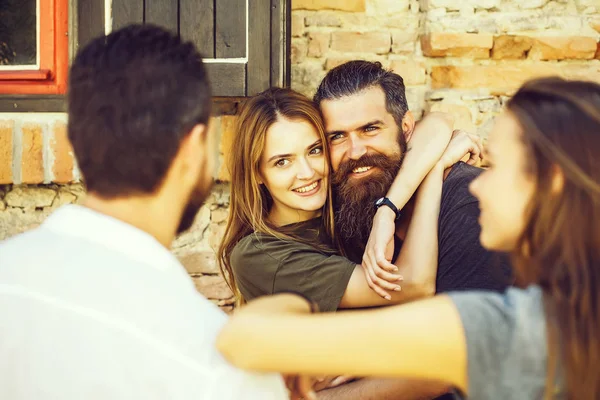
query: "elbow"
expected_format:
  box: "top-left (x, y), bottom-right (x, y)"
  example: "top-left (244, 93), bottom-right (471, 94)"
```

top-left (404, 276), bottom-right (436, 299)
top-left (427, 111), bottom-right (455, 131)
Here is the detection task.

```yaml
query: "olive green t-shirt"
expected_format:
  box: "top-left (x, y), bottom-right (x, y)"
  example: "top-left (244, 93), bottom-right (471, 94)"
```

top-left (230, 218), bottom-right (357, 312)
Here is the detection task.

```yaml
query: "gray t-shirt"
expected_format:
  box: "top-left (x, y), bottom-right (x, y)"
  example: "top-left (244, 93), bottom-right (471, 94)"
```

top-left (449, 286), bottom-right (565, 399)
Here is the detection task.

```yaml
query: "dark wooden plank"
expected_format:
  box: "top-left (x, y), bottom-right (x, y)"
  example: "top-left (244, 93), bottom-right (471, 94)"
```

top-left (76, 0), bottom-right (105, 51)
top-left (247, 0), bottom-right (271, 95)
top-left (0, 95), bottom-right (66, 112)
top-left (270, 0), bottom-right (291, 88)
top-left (205, 63), bottom-right (245, 97)
top-left (145, 0), bottom-right (178, 34)
top-left (180, 0), bottom-right (215, 58)
top-left (215, 0), bottom-right (246, 58)
top-left (112, 0), bottom-right (144, 31)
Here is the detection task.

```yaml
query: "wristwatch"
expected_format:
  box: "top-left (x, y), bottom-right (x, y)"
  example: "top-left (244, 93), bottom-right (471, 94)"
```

top-left (374, 197), bottom-right (401, 220)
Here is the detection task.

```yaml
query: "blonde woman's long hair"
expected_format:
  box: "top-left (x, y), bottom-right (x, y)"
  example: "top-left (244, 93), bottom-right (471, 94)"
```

top-left (217, 87), bottom-right (337, 305)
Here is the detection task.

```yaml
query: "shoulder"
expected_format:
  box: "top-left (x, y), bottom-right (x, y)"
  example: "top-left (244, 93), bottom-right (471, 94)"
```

top-left (450, 285), bottom-right (544, 322)
top-left (449, 286), bottom-right (548, 398)
top-left (441, 162), bottom-right (482, 209)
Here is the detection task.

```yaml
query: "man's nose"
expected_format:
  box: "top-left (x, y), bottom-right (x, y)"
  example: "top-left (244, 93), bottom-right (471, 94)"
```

top-left (347, 135), bottom-right (367, 160)
top-left (297, 157), bottom-right (316, 180)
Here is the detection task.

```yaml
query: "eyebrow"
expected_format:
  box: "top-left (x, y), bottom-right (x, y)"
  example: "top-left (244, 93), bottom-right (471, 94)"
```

top-left (327, 120), bottom-right (385, 136)
top-left (266, 139), bottom-right (322, 163)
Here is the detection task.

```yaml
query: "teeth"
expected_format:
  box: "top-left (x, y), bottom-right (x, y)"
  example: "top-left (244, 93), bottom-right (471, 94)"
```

top-left (294, 181), bottom-right (319, 193)
top-left (352, 166), bottom-right (372, 173)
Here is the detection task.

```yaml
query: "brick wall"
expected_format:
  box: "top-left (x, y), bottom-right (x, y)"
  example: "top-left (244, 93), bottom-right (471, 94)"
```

top-left (1, 0), bottom-right (599, 310)
top-left (291, 0), bottom-right (600, 137)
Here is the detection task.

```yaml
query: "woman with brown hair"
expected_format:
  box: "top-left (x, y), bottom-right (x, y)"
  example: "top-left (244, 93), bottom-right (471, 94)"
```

top-left (217, 77), bottom-right (600, 399)
top-left (217, 87), bottom-right (478, 311)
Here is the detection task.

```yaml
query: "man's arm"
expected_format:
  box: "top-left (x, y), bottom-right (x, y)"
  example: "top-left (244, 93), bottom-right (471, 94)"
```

top-left (318, 377), bottom-right (451, 400)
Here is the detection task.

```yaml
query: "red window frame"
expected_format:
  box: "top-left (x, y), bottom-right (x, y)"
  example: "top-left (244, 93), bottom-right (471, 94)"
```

top-left (0, 0), bottom-right (69, 95)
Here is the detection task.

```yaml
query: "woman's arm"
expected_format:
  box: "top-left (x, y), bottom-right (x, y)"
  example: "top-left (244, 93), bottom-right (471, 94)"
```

top-left (339, 163), bottom-right (443, 306)
top-left (384, 112), bottom-right (454, 211)
top-left (360, 113), bottom-right (453, 294)
top-left (216, 293), bottom-right (468, 394)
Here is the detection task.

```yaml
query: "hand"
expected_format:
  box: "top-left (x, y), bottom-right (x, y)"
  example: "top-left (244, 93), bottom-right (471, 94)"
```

top-left (284, 374), bottom-right (317, 400)
top-left (361, 207), bottom-right (403, 300)
top-left (439, 129), bottom-right (484, 170)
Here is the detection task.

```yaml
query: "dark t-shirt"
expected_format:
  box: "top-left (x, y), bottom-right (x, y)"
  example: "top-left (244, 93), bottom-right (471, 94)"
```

top-left (434, 162), bottom-right (513, 293)
top-left (344, 162), bottom-right (513, 294)
top-left (231, 219), bottom-right (356, 312)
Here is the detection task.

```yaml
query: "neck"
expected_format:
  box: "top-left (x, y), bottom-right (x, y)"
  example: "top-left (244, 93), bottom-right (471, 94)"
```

top-left (269, 206), bottom-right (320, 227)
top-left (83, 192), bottom-right (179, 248)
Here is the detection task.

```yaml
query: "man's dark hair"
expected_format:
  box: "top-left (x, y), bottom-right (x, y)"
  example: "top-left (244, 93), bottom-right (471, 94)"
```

top-left (314, 60), bottom-right (408, 128)
top-left (68, 24), bottom-right (211, 198)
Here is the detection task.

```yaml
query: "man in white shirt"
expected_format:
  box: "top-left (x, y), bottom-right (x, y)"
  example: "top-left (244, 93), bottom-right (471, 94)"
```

top-left (0, 24), bottom-right (287, 400)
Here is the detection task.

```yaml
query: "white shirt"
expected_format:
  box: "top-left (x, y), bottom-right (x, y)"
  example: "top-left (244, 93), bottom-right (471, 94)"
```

top-left (0, 205), bottom-right (287, 400)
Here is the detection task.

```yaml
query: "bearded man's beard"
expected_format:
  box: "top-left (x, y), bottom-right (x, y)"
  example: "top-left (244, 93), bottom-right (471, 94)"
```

top-left (332, 151), bottom-right (404, 261)
top-left (176, 174), bottom-right (214, 235)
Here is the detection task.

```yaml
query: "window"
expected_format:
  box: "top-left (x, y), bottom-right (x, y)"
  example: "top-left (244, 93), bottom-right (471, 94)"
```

top-left (0, 0), bottom-right (69, 95)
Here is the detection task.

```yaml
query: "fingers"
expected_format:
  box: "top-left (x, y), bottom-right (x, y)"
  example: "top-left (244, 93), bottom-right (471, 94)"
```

top-left (361, 262), bottom-right (402, 299)
top-left (363, 251), bottom-right (403, 283)
top-left (362, 264), bottom-right (394, 300)
top-left (372, 244), bottom-right (397, 272)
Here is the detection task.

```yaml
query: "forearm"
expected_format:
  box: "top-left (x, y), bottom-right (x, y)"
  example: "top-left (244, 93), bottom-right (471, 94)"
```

top-left (319, 377), bottom-right (451, 400)
top-left (216, 294), bottom-right (467, 392)
top-left (393, 163), bottom-right (444, 295)
top-left (385, 112), bottom-right (453, 210)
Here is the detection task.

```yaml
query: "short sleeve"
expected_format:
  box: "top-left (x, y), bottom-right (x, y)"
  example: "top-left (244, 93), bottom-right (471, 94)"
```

top-left (273, 249), bottom-right (357, 312)
top-left (448, 287), bottom-right (548, 400)
top-left (231, 234), bottom-right (356, 312)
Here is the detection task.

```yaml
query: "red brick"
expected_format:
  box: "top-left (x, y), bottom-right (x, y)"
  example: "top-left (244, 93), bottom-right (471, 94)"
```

top-left (21, 123), bottom-right (44, 184)
top-left (431, 64), bottom-right (561, 94)
top-left (389, 59), bottom-right (426, 85)
top-left (0, 120), bottom-right (13, 184)
top-left (292, 0), bottom-right (365, 12)
top-left (492, 36), bottom-right (533, 59)
top-left (528, 36), bottom-right (597, 60)
top-left (421, 33), bottom-right (493, 59)
top-left (308, 32), bottom-right (330, 57)
top-left (50, 121), bottom-right (75, 183)
top-left (330, 31), bottom-right (391, 54)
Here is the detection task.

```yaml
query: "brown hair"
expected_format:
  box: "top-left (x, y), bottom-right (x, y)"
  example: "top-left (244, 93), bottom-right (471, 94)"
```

top-left (508, 77), bottom-right (600, 399)
top-left (217, 87), bottom-right (337, 304)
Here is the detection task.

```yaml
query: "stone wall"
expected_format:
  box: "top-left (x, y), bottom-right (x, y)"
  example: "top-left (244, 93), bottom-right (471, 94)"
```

top-left (1, 0), bottom-right (599, 310)
top-left (0, 182), bottom-right (235, 312)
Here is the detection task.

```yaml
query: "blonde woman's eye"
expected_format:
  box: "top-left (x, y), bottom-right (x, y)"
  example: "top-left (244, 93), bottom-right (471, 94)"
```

top-left (310, 146), bottom-right (323, 155)
top-left (275, 159), bottom-right (290, 167)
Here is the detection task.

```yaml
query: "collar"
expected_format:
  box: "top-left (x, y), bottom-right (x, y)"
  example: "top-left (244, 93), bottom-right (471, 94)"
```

top-left (42, 205), bottom-right (182, 273)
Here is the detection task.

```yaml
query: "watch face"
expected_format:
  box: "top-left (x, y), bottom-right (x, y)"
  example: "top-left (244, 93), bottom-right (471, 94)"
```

top-left (376, 198), bottom-right (384, 206)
